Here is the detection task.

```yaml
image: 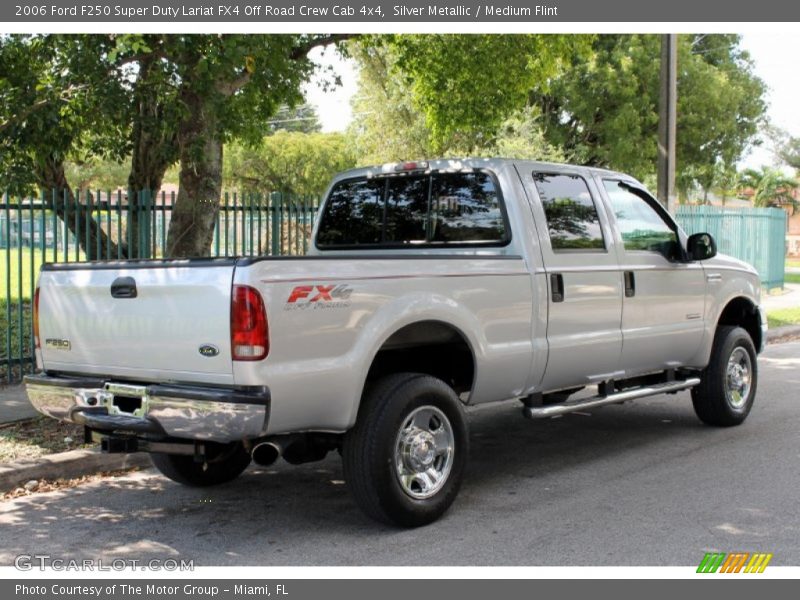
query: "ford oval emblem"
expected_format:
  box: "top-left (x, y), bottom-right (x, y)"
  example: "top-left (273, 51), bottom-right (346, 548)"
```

top-left (199, 344), bottom-right (220, 358)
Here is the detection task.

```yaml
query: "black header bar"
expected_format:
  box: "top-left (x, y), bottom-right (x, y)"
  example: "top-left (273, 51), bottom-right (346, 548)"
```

top-left (4, 0), bottom-right (800, 23)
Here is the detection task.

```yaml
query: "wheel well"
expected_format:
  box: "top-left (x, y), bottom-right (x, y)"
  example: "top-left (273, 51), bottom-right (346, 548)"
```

top-left (717, 297), bottom-right (762, 350)
top-left (366, 321), bottom-right (475, 398)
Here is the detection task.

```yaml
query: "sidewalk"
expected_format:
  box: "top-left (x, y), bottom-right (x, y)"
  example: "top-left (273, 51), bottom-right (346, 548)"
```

top-left (0, 385), bottom-right (38, 424)
top-left (762, 282), bottom-right (800, 311)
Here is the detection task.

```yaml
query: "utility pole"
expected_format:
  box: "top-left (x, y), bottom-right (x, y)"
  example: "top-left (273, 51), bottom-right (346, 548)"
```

top-left (657, 34), bottom-right (678, 212)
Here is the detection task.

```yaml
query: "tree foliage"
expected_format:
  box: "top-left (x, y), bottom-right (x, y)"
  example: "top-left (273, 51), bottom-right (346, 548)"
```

top-left (381, 34), bottom-right (591, 153)
top-left (768, 126), bottom-right (800, 171)
top-left (267, 103), bottom-right (322, 134)
top-left (351, 34), bottom-right (766, 199)
top-left (0, 35), bottom-right (128, 257)
top-left (738, 166), bottom-right (798, 212)
top-left (349, 37), bottom-right (581, 163)
top-left (1, 33), bottom-right (351, 257)
top-left (224, 131), bottom-right (356, 197)
top-left (533, 35), bottom-right (766, 192)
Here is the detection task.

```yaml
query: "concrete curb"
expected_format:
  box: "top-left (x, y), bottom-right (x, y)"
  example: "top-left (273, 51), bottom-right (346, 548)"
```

top-left (0, 448), bottom-right (150, 493)
top-left (767, 324), bottom-right (800, 342)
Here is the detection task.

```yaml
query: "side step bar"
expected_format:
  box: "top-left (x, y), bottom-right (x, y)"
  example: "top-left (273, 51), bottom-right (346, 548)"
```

top-left (523, 377), bottom-right (701, 420)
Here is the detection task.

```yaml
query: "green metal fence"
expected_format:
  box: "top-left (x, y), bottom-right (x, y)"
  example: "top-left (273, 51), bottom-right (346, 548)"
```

top-left (1, 190), bottom-right (319, 384)
top-left (675, 205), bottom-right (786, 289)
top-left (0, 196), bottom-right (789, 384)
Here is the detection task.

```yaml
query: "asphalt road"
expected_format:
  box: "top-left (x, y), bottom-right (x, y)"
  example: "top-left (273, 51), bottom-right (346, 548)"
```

top-left (1, 341), bottom-right (799, 567)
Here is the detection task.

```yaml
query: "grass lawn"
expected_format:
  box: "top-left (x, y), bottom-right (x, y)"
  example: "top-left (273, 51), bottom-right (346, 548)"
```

top-left (785, 272), bottom-right (800, 285)
top-left (1, 299), bottom-right (34, 384)
top-left (0, 248), bottom-right (48, 301)
top-left (787, 258), bottom-right (800, 269)
top-left (0, 416), bottom-right (88, 463)
top-left (767, 307), bottom-right (800, 329)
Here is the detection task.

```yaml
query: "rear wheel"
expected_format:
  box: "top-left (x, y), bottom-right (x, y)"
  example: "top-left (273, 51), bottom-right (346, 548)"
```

top-left (343, 373), bottom-right (468, 527)
top-left (150, 441), bottom-right (251, 487)
top-left (692, 326), bottom-right (758, 427)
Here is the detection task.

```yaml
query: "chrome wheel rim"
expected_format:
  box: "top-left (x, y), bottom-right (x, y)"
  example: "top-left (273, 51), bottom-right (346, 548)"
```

top-left (394, 405), bottom-right (454, 499)
top-left (725, 346), bottom-right (752, 409)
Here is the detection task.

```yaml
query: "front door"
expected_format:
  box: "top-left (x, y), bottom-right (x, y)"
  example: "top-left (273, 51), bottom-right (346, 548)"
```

top-left (526, 170), bottom-right (624, 392)
top-left (596, 179), bottom-right (706, 375)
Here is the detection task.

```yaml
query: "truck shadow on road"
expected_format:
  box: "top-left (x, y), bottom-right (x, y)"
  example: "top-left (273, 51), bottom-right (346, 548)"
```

top-left (1, 392), bottom-right (756, 565)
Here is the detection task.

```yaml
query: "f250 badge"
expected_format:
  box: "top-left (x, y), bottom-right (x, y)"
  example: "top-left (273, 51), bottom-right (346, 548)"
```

top-left (285, 284), bottom-right (353, 311)
top-left (45, 338), bottom-right (71, 351)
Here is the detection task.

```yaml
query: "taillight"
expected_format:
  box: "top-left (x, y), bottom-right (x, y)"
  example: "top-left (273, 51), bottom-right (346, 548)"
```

top-left (33, 286), bottom-right (41, 349)
top-left (231, 285), bottom-right (269, 361)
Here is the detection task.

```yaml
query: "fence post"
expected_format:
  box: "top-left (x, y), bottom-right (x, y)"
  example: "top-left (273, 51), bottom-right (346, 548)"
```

top-left (270, 192), bottom-right (280, 256)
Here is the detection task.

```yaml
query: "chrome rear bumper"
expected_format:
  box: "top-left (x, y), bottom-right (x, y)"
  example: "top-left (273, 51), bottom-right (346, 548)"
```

top-left (24, 374), bottom-right (270, 443)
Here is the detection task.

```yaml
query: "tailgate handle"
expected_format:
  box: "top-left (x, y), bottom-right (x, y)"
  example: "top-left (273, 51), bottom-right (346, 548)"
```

top-left (110, 277), bottom-right (137, 299)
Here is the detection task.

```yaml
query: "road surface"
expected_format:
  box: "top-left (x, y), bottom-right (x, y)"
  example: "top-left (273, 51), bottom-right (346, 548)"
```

top-left (1, 341), bottom-right (799, 566)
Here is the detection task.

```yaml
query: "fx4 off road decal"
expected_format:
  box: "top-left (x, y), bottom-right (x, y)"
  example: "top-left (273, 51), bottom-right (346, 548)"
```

top-left (285, 284), bottom-right (353, 311)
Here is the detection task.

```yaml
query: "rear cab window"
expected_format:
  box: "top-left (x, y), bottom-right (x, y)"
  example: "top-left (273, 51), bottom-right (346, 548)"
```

top-left (316, 170), bottom-right (510, 248)
top-left (532, 172), bottom-right (606, 252)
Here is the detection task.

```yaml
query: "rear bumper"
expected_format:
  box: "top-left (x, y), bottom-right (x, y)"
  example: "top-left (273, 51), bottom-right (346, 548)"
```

top-left (24, 373), bottom-right (270, 443)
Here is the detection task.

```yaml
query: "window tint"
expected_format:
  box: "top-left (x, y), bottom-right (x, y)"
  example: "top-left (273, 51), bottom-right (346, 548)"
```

top-left (603, 180), bottom-right (679, 258)
top-left (384, 176), bottom-right (428, 243)
top-left (316, 179), bottom-right (384, 246)
top-left (430, 172), bottom-right (505, 242)
top-left (316, 171), bottom-right (507, 247)
top-left (533, 173), bottom-right (605, 251)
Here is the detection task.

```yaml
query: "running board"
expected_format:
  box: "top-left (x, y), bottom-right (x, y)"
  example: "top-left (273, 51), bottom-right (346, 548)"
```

top-left (523, 378), bottom-right (701, 420)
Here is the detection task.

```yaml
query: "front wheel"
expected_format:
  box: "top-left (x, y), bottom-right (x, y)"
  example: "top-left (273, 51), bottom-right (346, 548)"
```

top-left (150, 441), bottom-right (251, 487)
top-left (692, 326), bottom-right (758, 427)
top-left (343, 373), bottom-right (469, 527)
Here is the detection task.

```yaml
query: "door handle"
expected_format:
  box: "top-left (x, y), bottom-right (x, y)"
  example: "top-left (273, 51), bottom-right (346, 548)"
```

top-left (550, 273), bottom-right (564, 303)
top-left (110, 276), bottom-right (137, 299)
top-left (624, 271), bottom-right (636, 298)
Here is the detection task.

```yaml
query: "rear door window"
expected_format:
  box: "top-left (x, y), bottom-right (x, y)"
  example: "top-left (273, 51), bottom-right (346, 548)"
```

top-left (533, 173), bottom-right (606, 251)
top-left (316, 171), bottom-right (509, 248)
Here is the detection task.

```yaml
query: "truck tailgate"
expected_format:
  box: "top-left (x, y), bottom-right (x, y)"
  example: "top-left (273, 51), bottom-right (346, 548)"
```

top-left (37, 261), bottom-right (236, 385)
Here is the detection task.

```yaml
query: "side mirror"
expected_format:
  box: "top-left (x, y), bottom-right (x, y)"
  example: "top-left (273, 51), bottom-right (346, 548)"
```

top-left (687, 232), bottom-right (717, 261)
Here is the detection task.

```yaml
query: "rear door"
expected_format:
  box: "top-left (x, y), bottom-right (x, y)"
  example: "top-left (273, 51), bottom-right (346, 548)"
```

top-left (37, 260), bottom-right (236, 385)
top-left (596, 179), bottom-right (706, 374)
top-left (525, 170), bottom-right (624, 391)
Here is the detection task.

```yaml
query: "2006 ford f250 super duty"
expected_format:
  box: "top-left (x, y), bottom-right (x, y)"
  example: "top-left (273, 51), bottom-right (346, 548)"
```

top-left (25, 158), bottom-right (766, 527)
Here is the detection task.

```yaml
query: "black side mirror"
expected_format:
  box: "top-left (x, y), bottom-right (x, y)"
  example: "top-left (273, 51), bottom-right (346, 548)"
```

top-left (687, 232), bottom-right (717, 261)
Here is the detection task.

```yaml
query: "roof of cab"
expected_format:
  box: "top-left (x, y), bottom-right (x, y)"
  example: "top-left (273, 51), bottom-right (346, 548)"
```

top-left (333, 158), bottom-right (639, 184)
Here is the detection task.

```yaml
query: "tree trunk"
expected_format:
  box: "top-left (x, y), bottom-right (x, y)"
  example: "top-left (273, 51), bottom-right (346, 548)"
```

top-left (124, 56), bottom-right (179, 259)
top-left (38, 156), bottom-right (119, 260)
top-left (165, 91), bottom-right (222, 258)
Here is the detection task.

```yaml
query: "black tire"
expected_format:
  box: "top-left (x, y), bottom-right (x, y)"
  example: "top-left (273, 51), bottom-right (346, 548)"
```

top-left (343, 372), bottom-right (469, 527)
top-left (150, 442), bottom-right (251, 487)
top-left (692, 325), bottom-right (758, 427)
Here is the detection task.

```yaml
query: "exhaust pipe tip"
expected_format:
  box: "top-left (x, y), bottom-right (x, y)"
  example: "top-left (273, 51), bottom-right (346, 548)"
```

top-left (251, 441), bottom-right (281, 466)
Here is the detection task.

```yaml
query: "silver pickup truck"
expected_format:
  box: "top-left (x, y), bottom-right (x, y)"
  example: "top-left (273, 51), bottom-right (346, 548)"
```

top-left (25, 158), bottom-right (766, 527)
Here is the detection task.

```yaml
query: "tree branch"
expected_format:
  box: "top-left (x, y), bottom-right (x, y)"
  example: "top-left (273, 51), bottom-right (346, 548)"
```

top-left (289, 34), bottom-right (357, 60)
top-left (0, 85), bottom-right (88, 134)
